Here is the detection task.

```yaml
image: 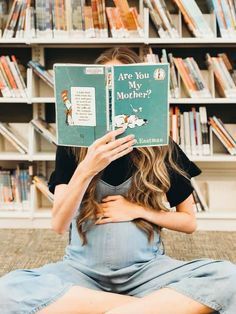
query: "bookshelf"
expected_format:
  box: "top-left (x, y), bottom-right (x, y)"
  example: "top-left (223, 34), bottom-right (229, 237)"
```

top-left (0, 0), bottom-right (236, 231)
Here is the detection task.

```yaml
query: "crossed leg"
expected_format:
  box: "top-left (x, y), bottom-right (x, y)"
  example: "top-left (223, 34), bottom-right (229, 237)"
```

top-left (105, 287), bottom-right (216, 314)
top-left (37, 285), bottom-right (215, 314)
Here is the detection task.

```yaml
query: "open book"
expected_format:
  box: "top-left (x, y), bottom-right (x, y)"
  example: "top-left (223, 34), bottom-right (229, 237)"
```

top-left (54, 63), bottom-right (169, 147)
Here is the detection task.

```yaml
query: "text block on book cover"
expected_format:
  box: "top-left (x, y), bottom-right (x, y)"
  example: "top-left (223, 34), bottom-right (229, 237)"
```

top-left (71, 87), bottom-right (96, 126)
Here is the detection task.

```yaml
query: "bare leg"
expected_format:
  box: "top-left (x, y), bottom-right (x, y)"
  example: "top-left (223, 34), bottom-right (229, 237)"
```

top-left (105, 288), bottom-right (216, 314)
top-left (37, 285), bottom-right (138, 314)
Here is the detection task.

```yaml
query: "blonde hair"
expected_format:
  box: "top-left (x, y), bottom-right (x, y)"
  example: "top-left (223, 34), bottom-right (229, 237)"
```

top-left (69, 47), bottom-right (188, 245)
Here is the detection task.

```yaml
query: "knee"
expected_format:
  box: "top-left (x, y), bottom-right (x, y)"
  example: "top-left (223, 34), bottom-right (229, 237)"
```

top-left (219, 260), bottom-right (236, 289)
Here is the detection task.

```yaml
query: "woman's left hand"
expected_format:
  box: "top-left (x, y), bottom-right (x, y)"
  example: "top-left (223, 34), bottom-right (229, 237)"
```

top-left (95, 195), bottom-right (141, 224)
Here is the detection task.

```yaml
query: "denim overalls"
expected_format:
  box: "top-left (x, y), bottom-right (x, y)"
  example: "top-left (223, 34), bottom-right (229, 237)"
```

top-left (0, 177), bottom-right (236, 314)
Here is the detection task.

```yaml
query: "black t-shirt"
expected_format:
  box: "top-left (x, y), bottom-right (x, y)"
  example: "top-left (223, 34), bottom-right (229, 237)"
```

top-left (48, 140), bottom-right (201, 208)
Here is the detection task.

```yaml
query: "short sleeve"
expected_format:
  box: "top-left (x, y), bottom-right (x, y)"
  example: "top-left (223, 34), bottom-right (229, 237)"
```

top-left (166, 140), bottom-right (202, 207)
top-left (48, 146), bottom-right (77, 194)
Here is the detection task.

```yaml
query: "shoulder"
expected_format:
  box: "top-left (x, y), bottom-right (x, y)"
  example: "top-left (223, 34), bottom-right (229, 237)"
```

top-left (167, 138), bottom-right (202, 178)
top-left (165, 138), bottom-right (202, 207)
top-left (48, 145), bottom-right (78, 194)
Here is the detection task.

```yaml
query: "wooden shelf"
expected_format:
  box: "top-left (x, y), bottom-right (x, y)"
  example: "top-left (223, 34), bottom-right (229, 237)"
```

top-left (31, 153), bottom-right (55, 161)
top-left (188, 154), bottom-right (236, 163)
top-left (1, 97), bottom-right (236, 105)
top-left (2, 38), bottom-right (236, 46)
top-left (0, 152), bottom-right (30, 160)
top-left (170, 98), bottom-right (236, 104)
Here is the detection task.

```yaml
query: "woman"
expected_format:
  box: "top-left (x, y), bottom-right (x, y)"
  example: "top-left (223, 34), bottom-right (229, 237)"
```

top-left (0, 47), bottom-right (236, 314)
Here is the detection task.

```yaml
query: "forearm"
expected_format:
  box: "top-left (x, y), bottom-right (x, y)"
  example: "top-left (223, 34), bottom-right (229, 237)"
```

top-left (137, 206), bottom-right (197, 234)
top-left (52, 164), bottom-right (94, 233)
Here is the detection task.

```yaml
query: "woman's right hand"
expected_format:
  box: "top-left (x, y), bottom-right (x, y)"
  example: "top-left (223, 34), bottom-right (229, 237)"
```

top-left (79, 127), bottom-right (137, 178)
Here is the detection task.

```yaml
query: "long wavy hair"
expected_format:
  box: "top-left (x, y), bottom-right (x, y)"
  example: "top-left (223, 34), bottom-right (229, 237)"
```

top-left (69, 47), bottom-right (188, 245)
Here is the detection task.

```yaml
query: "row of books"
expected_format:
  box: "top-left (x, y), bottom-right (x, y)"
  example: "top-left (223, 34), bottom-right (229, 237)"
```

top-left (0, 165), bottom-right (31, 210)
top-left (1, 0), bottom-right (144, 39)
top-left (145, 0), bottom-right (236, 40)
top-left (33, 175), bottom-right (54, 203)
top-left (206, 53), bottom-right (236, 98)
top-left (28, 60), bottom-right (54, 89)
top-left (1, 167), bottom-right (207, 212)
top-left (6, 47), bottom-right (233, 98)
top-left (144, 0), bottom-right (180, 39)
top-left (0, 119), bottom-right (56, 154)
top-left (145, 49), bottom-right (236, 99)
top-left (144, 47), bottom-right (180, 98)
top-left (191, 178), bottom-right (209, 212)
top-left (209, 115), bottom-right (236, 156)
top-left (0, 55), bottom-right (27, 98)
top-left (145, 49), bottom-right (212, 99)
top-left (2, 0), bottom-right (236, 40)
top-left (170, 106), bottom-right (210, 156)
top-left (170, 106), bottom-right (236, 156)
top-left (209, 0), bottom-right (236, 39)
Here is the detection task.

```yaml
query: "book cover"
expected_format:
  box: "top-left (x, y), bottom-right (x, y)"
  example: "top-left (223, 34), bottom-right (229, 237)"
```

top-left (54, 63), bottom-right (169, 147)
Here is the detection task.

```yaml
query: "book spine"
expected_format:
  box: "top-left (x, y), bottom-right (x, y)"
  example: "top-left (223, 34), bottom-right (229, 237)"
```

top-left (84, 6), bottom-right (95, 37)
top-left (212, 116), bottom-right (236, 148)
top-left (209, 117), bottom-right (236, 154)
top-left (221, 0), bottom-right (234, 36)
top-left (0, 61), bottom-right (14, 97)
top-left (11, 55), bottom-right (28, 97)
top-left (6, 56), bottom-right (25, 98)
top-left (180, 113), bottom-right (185, 151)
top-left (189, 110), bottom-right (197, 155)
top-left (106, 7), bottom-right (116, 37)
top-left (192, 107), bottom-right (199, 155)
top-left (183, 111), bottom-right (191, 155)
top-left (218, 117), bottom-right (236, 145)
top-left (0, 56), bottom-right (18, 97)
top-left (199, 106), bottom-right (210, 155)
top-left (0, 65), bottom-right (11, 97)
top-left (212, 0), bottom-right (228, 37)
top-left (196, 111), bottom-right (203, 156)
top-left (3, 0), bottom-right (17, 38)
top-left (6, 0), bottom-right (23, 38)
top-left (180, 0), bottom-right (214, 38)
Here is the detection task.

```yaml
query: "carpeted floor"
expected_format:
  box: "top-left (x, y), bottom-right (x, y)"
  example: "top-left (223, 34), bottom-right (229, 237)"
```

top-left (0, 229), bottom-right (236, 277)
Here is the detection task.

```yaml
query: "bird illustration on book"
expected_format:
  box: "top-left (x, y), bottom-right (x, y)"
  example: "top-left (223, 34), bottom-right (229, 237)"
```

top-left (61, 90), bottom-right (74, 125)
top-left (114, 104), bottom-right (148, 129)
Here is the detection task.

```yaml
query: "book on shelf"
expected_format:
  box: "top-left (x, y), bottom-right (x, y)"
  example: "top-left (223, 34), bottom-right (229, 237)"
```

top-left (1, 0), bottom-right (144, 39)
top-left (206, 53), bottom-right (236, 98)
top-left (0, 0), bottom-right (7, 38)
top-left (144, 0), bottom-right (180, 38)
top-left (0, 55), bottom-right (28, 98)
top-left (191, 178), bottom-right (209, 212)
top-left (54, 63), bottom-right (169, 147)
top-left (33, 175), bottom-right (54, 203)
top-left (209, 116), bottom-right (236, 155)
top-left (111, 0), bottom-right (144, 38)
top-left (173, 0), bottom-right (215, 38)
top-left (27, 60), bottom-right (54, 88)
top-left (0, 122), bottom-right (28, 154)
top-left (208, 0), bottom-right (236, 38)
top-left (144, 48), bottom-right (180, 98)
top-left (2, 0), bottom-right (30, 39)
top-left (173, 56), bottom-right (212, 98)
top-left (0, 164), bottom-right (31, 211)
top-left (30, 118), bottom-right (57, 146)
top-left (170, 106), bottom-right (211, 156)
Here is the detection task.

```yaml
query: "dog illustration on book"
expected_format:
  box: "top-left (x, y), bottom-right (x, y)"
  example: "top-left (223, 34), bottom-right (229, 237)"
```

top-left (61, 90), bottom-right (74, 125)
top-left (114, 104), bottom-right (148, 129)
